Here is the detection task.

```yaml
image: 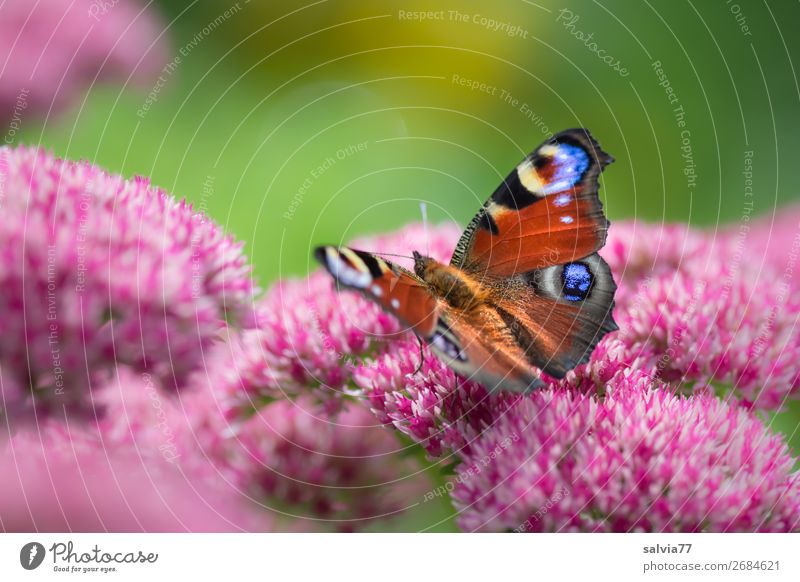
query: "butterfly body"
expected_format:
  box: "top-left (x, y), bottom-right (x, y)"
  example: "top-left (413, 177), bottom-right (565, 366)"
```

top-left (412, 252), bottom-right (487, 310)
top-left (315, 129), bottom-right (618, 393)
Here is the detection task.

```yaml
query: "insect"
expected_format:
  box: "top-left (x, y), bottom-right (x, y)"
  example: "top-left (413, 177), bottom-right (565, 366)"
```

top-left (314, 128), bottom-right (618, 392)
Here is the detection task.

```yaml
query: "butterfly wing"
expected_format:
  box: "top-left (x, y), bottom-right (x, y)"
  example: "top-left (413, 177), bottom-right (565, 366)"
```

top-left (489, 253), bottom-right (618, 378)
top-left (431, 307), bottom-right (543, 392)
top-left (314, 246), bottom-right (439, 337)
top-left (315, 246), bottom-right (540, 391)
top-left (449, 128), bottom-right (618, 379)
top-left (450, 128), bottom-right (613, 278)
top-left (422, 257), bottom-right (617, 388)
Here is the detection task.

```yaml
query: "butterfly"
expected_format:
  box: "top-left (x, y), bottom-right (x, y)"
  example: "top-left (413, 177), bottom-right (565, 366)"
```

top-left (314, 128), bottom-right (618, 392)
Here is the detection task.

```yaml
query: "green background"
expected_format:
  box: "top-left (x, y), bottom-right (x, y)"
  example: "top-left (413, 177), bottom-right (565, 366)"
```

top-left (9, 0), bottom-right (800, 530)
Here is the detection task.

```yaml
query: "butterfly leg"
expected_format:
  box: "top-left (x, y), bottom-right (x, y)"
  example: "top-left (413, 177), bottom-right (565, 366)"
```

top-left (411, 335), bottom-right (426, 376)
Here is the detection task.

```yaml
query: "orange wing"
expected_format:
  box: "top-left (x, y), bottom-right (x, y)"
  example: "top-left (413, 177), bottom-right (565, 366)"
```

top-left (450, 128), bottom-right (613, 279)
top-left (314, 246), bottom-right (438, 337)
top-left (433, 307), bottom-right (543, 392)
top-left (425, 254), bottom-right (617, 387)
top-left (488, 254), bottom-right (618, 378)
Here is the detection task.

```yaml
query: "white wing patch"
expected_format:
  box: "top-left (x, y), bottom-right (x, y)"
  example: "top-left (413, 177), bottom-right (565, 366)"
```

top-left (324, 247), bottom-right (372, 289)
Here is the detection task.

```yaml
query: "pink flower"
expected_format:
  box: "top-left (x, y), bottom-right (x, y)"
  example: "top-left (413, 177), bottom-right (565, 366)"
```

top-left (237, 275), bottom-right (401, 405)
top-left (251, 217), bottom-right (800, 531)
top-left (600, 221), bottom-right (716, 305)
top-left (6, 337), bottom-right (426, 531)
top-left (610, 270), bottom-right (800, 408)
top-left (254, 216), bottom-right (800, 456)
top-left (0, 430), bottom-right (262, 532)
top-left (451, 368), bottom-right (800, 532)
top-left (732, 204), bottom-right (800, 277)
top-left (1, 364), bottom-right (276, 532)
top-left (0, 146), bottom-right (257, 426)
top-left (602, 220), bottom-right (800, 409)
top-left (0, 0), bottom-right (166, 125)
top-left (353, 337), bottom-right (512, 458)
top-left (184, 343), bottom-right (430, 531)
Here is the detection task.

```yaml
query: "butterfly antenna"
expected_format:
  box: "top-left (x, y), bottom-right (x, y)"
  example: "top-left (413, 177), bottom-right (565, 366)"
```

top-left (412, 335), bottom-right (425, 376)
top-left (420, 201), bottom-right (429, 257)
top-left (357, 251), bottom-right (415, 261)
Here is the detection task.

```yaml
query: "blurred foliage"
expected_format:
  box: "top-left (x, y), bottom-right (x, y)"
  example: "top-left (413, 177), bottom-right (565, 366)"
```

top-left (12, 0), bottom-right (800, 529)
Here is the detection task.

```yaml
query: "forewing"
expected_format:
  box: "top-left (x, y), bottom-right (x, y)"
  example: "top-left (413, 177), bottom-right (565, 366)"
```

top-left (314, 246), bottom-right (439, 336)
top-left (450, 128), bottom-right (613, 278)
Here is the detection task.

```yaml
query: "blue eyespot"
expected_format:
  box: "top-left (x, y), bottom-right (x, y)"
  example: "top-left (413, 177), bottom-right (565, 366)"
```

top-left (562, 262), bottom-right (593, 302)
top-left (541, 144), bottom-right (590, 195)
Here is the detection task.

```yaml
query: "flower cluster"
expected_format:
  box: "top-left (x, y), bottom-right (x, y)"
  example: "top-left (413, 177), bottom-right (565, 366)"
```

top-left (0, 146), bottom-right (258, 426)
top-left (353, 337), bottom-right (509, 458)
top-left (451, 367), bottom-right (799, 532)
top-left (606, 218), bottom-right (800, 409)
top-left (199, 396), bottom-right (425, 530)
top-left (0, 0), bottom-right (166, 126)
top-left (0, 367), bottom-right (264, 532)
top-left (257, 218), bottom-right (800, 531)
top-left (2, 349), bottom-right (430, 532)
top-left (0, 150), bottom-right (431, 533)
top-left (183, 340), bottom-right (430, 531)
top-left (2, 141), bottom-right (799, 532)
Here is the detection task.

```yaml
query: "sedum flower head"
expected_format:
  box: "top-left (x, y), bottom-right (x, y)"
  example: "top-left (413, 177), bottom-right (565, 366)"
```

top-left (451, 368), bottom-right (800, 532)
top-left (0, 392), bottom-right (262, 533)
top-left (184, 342), bottom-right (430, 531)
top-left (353, 337), bottom-right (510, 458)
top-left (245, 217), bottom-right (800, 532)
top-left (228, 223), bottom-right (462, 409)
top-left (603, 218), bottom-right (800, 409)
top-left (0, 146), bottom-right (257, 426)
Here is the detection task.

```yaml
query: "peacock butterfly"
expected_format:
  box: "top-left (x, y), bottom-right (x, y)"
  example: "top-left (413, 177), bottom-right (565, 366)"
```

top-left (314, 128), bottom-right (618, 392)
